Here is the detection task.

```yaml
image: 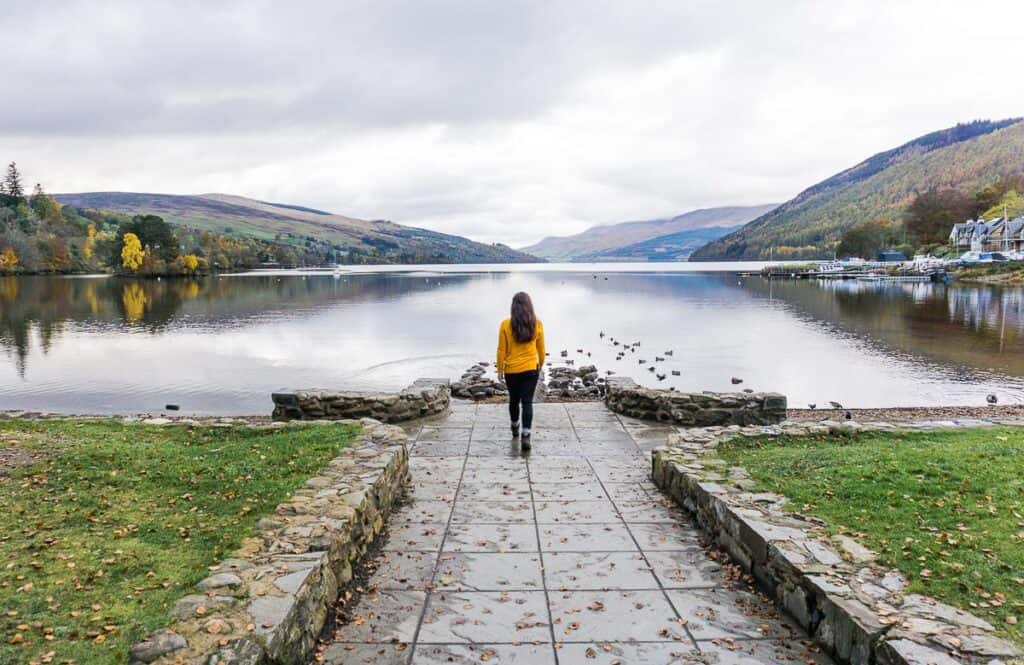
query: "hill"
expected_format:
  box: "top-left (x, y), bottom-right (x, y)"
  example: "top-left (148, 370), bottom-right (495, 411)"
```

top-left (589, 225), bottom-right (743, 261)
top-left (692, 118), bottom-right (1024, 261)
top-left (54, 192), bottom-right (538, 264)
top-left (521, 204), bottom-right (777, 261)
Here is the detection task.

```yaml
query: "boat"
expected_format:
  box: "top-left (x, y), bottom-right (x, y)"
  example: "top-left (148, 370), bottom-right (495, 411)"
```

top-left (959, 251), bottom-right (1010, 265)
top-left (816, 257), bottom-right (866, 274)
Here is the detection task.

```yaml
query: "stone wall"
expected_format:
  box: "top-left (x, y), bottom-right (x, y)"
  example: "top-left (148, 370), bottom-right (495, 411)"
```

top-left (604, 376), bottom-right (786, 426)
top-left (131, 419), bottom-right (409, 665)
top-left (272, 378), bottom-right (449, 423)
top-left (652, 421), bottom-right (1020, 665)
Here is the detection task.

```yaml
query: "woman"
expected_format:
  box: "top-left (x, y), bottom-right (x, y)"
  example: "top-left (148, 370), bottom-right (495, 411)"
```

top-left (496, 292), bottom-right (545, 450)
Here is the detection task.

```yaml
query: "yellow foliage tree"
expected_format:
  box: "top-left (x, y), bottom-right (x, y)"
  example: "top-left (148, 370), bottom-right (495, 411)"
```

top-left (178, 254), bottom-right (199, 273)
top-left (121, 232), bottom-right (145, 271)
top-left (982, 190), bottom-right (1024, 220)
top-left (83, 224), bottom-right (97, 260)
top-left (0, 246), bottom-right (18, 272)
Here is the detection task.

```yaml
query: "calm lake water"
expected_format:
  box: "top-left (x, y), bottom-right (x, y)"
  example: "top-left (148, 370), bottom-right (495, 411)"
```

top-left (2, 263), bottom-right (1023, 414)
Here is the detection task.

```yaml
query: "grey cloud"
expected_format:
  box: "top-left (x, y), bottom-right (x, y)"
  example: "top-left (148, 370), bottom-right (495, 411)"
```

top-left (3, 0), bottom-right (1024, 247)
top-left (1, 0), bottom-right (755, 135)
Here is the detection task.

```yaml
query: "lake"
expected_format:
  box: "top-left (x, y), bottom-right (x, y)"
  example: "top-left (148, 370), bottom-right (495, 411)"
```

top-left (1, 263), bottom-right (1023, 415)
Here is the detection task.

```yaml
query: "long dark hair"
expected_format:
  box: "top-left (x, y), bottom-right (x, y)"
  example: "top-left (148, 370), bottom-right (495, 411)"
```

top-left (510, 292), bottom-right (537, 343)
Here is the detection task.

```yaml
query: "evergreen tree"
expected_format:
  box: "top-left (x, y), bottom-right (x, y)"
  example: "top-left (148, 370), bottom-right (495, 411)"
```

top-left (3, 162), bottom-right (24, 199)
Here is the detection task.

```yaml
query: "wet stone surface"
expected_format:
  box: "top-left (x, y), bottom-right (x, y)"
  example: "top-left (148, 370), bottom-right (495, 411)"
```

top-left (314, 402), bottom-right (831, 664)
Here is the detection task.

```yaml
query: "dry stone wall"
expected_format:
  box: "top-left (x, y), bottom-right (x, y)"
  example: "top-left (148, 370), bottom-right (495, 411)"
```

top-left (604, 376), bottom-right (786, 426)
top-left (652, 419), bottom-right (1020, 665)
top-left (130, 419), bottom-right (409, 665)
top-left (272, 378), bottom-right (449, 422)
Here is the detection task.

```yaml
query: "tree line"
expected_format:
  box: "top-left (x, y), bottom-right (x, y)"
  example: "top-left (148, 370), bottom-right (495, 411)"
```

top-left (835, 173), bottom-right (1024, 259)
top-left (0, 162), bottom-right (354, 275)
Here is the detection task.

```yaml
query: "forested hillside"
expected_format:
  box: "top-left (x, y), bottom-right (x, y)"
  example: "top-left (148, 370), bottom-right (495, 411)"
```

top-left (692, 119), bottom-right (1024, 260)
top-left (55, 192), bottom-right (538, 265)
top-left (0, 166), bottom-right (539, 276)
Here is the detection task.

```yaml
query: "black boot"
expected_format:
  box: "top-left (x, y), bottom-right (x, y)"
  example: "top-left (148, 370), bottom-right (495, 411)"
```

top-left (520, 431), bottom-right (531, 451)
top-left (511, 422), bottom-right (520, 438)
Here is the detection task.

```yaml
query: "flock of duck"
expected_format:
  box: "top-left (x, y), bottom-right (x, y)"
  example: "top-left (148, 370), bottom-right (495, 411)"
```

top-left (551, 331), bottom-right (744, 389)
top-left (548, 331), bottom-right (891, 416)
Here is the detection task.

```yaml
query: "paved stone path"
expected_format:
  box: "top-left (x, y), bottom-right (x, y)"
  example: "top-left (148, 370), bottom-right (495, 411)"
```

top-left (317, 402), bottom-right (833, 664)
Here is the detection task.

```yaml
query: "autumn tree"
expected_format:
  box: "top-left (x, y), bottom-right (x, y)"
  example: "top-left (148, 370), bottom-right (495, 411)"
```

top-left (83, 223), bottom-right (97, 260)
top-left (974, 173), bottom-right (1024, 214)
top-left (121, 232), bottom-right (145, 271)
top-left (980, 189), bottom-right (1024, 220)
top-left (904, 188), bottom-right (976, 245)
top-left (175, 254), bottom-right (199, 274)
top-left (0, 246), bottom-right (18, 272)
top-left (836, 219), bottom-right (898, 259)
top-left (45, 237), bottom-right (71, 271)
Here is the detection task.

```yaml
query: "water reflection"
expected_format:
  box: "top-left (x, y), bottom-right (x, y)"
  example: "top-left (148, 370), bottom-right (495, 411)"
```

top-left (1, 271), bottom-right (1022, 414)
top-left (742, 277), bottom-right (1024, 376)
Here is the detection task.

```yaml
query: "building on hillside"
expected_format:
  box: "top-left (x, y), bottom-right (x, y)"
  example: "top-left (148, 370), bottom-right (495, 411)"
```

top-left (949, 217), bottom-right (1023, 252)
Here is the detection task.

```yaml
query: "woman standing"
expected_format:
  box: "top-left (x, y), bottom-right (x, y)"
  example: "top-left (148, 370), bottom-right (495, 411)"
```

top-left (496, 292), bottom-right (545, 450)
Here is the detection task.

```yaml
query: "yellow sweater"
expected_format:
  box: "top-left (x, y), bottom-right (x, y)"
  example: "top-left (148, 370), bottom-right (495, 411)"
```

top-left (496, 318), bottom-right (545, 374)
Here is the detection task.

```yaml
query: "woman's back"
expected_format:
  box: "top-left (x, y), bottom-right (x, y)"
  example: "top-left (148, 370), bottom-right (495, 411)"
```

top-left (497, 318), bottom-right (545, 375)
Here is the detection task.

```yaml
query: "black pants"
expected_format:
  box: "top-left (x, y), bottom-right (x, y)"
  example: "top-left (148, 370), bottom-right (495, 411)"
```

top-left (505, 369), bottom-right (539, 430)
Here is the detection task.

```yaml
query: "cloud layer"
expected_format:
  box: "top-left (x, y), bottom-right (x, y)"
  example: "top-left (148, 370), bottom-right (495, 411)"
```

top-left (4, 0), bottom-right (1024, 246)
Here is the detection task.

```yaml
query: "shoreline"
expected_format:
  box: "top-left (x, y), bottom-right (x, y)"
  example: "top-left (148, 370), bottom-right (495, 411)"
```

top-left (3, 403), bottom-right (1023, 424)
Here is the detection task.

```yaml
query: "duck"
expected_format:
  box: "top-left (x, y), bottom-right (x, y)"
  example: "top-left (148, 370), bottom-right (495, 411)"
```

top-left (829, 401), bottom-right (843, 409)
top-left (987, 394), bottom-right (998, 404)
top-left (656, 373), bottom-right (666, 381)
top-left (671, 370), bottom-right (681, 376)
top-left (731, 377), bottom-right (743, 385)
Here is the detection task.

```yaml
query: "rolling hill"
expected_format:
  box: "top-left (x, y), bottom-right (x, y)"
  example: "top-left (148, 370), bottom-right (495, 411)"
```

top-left (521, 204), bottom-right (777, 261)
top-left (53, 192), bottom-right (539, 264)
top-left (692, 118), bottom-right (1024, 261)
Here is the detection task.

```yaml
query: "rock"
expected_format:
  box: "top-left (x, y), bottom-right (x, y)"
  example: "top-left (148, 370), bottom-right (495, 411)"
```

top-left (450, 365), bottom-right (507, 401)
top-left (129, 629), bottom-right (187, 663)
top-left (272, 379), bottom-right (450, 422)
top-left (171, 594), bottom-right (236, 620)
top-left (831, 534), bottom-right (877, 564)
top-left (196, 572), bottom-right (243, 591)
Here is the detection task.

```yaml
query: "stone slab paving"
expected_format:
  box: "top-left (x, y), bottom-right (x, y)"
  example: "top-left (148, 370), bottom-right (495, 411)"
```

top-left (316, 402), bottom-right (832, 665)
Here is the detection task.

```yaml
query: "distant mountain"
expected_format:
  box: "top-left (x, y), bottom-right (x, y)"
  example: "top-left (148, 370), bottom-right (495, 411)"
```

top-left (54, 192), bottom-right (539, 264)
top-left (590, 225), bottom-right (743, 261)
top-left (521, 204), bottom-right (778, 261)
top-left (692, 118), bottom-right (1024, 261)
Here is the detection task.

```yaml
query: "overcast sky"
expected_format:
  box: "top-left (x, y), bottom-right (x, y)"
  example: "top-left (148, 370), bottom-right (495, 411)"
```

top-left (3, 1), bottom-right (1024, 247)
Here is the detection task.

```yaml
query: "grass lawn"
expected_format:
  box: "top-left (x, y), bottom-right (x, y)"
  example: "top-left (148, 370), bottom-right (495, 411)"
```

top-left (0, 419), bottom-right (358, 665)
top-left (717, 427), bottom-right (1024, 645)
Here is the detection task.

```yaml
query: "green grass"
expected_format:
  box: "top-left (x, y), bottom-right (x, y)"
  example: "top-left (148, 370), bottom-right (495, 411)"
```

top-left (955, 263), bottom-right (1024, 285)
top-left (0, 419), bottom-right (358, 665)
top-left (717, 427), bottom-right (1024, 645)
